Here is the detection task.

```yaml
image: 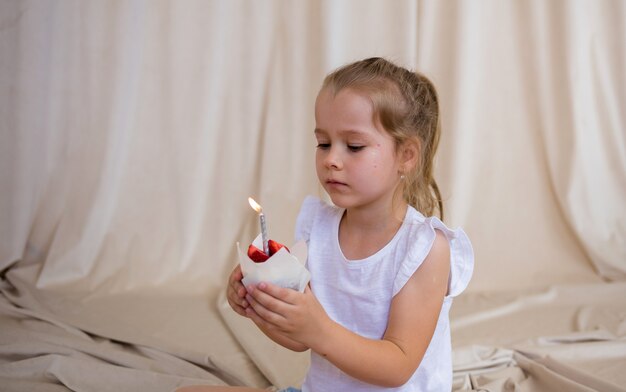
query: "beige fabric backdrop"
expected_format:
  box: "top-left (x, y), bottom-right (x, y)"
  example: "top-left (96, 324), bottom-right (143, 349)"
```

top-left (1, 0), bottom-right (624, 301)
top-left (1, 1), bottom-right (625, 391)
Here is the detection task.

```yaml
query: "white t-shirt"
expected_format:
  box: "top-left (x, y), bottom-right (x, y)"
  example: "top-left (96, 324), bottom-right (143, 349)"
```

top-left (295, 196), bottom-right (474, 392)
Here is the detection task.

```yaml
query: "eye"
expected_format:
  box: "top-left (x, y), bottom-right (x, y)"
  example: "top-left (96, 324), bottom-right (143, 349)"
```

top-left (316, 143), bottom-right (330, 150)
top-left (348, 145), bottom-right (365, 152)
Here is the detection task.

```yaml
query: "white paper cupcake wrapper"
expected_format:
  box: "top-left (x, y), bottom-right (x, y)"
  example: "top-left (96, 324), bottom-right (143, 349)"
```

top-left (237, 234), bottom-right (310, 292)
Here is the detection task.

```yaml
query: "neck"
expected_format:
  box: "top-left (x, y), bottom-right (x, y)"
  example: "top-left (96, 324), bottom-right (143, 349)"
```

top-left (342, 191), bottom-right (408, 233)
top-left (338, 196), bottom-right (408, 260)
top-left (345, 204), bottom-right (406, 230)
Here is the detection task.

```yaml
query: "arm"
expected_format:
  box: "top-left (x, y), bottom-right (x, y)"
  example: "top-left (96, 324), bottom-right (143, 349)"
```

top-left (225, 264), bottom-right (308, 352)
top-left (246, 231), bottom-right (451, 387)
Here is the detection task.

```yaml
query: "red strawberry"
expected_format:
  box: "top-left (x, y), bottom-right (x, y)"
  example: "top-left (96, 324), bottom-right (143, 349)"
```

top-left (268, 239), bottom-right (289, 255)
top-left (247, 244), bottom-right (269, 263)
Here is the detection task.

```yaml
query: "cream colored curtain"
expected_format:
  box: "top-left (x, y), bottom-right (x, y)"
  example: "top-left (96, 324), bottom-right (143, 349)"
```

top-left (1, 1), bottom-right (625, 391)
top-left (1, 0), bottom-right (624, 299)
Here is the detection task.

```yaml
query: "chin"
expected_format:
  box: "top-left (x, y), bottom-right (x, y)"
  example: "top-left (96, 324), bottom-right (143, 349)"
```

top-left (326, 193), bottom-right (355, 209)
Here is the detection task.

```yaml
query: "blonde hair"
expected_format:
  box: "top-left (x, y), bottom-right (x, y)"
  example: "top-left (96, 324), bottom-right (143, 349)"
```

top-left (321, 57), bottom-right (444, 219)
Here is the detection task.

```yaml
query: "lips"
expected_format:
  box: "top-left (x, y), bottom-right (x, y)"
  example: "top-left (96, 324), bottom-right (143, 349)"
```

top-left (325, 179), bottom-right (349, 193)
top-left (326, 179), bottom-right (347, 186)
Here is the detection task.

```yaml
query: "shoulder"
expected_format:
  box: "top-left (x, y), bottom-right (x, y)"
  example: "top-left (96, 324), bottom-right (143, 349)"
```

top-left (427, 230), bottom-right (451, 267)
top-left (297, 196), bottom-right (339, 223)
top-left (299, 195), bottom-right (336, 214)
top-left (417, 230), bottom-right (451, 291)
top-left (294, 196), bottom-right (340, 242)
top-left (393, 208), bottom-right (474, 297)
top-left (398, 230), bottom-right (450, 299)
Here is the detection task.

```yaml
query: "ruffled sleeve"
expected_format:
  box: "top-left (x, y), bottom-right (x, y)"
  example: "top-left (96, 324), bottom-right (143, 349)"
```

top-left (393, 216), bottom-right (474, 297)
top-left (294, 196), bottom-right (323, 245)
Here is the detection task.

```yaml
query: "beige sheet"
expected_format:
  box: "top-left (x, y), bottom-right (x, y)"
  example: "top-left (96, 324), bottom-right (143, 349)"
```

top-left (217, 281), bottom-right (626, 391)
top-left (1, 1), bottom-right (624, 391)
top-left (0, 263), bottom-right (268, 391)
top-left (450, 283), bottom-right (626, 391)
top-left (2, 269), bottom-right (625, 391)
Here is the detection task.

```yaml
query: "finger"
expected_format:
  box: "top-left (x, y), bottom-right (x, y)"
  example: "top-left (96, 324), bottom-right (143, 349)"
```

top-left (227, 284), bottom-right (249, 309)
top-left (227, 297), bottom-right (248, 317)
top-left (245, 306), bottom-right (271, 329)
top-left (248, 285), bottom-right (290, 316)
top-left (228, 269), bottom-right (248, 303)
top-left (246, 293), bottom-right (286, 325)
top-left (255, 282), bottom-right (299, 305)
top-left (236, 284), bottom-right (248, 299)
top-left (245, 293), bottom-right (271, 318)
top-left (230, 292), bottom-right (248, 309)
top-left (230, 280), bottom-right (247, 301)
top-left (229, 265), bottom-right (244, 285)
top-left (231, 293), bottom-right (249, 309)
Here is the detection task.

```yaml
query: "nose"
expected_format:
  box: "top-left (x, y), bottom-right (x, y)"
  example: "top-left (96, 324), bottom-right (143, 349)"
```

top-left (324, 146), bottom-right (342, 170)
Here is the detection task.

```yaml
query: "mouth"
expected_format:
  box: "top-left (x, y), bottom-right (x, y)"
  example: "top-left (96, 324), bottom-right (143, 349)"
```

top-left (326, 179), bottom-right (348, 187)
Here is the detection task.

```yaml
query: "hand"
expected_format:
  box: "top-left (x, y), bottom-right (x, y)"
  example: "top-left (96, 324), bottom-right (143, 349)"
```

top-left (226, 264), bottom-right (249, 317)
top-left (245, 282), bottom-right (331, 349)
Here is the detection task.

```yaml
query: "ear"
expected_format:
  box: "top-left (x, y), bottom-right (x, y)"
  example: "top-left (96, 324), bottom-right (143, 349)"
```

top-left (399, 138), bottom-right (420, 174)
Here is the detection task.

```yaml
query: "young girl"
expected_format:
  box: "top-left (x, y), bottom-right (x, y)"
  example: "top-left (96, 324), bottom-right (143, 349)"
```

top-left (179, 57), bottom-right (473, 392)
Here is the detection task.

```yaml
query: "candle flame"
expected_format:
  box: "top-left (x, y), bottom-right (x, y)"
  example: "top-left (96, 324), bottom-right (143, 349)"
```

top-left (248, 197), bottom-right (263, 213)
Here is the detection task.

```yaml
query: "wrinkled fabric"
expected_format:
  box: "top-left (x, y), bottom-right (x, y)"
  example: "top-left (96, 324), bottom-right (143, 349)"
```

top-left (0, 1), bottom-right (624, 391)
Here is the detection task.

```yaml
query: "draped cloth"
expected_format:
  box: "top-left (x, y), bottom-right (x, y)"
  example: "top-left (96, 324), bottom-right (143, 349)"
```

top-left (1, 1), bottom-right (624, 391)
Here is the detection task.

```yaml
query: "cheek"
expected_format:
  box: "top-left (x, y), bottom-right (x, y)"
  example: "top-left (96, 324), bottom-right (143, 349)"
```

top-left (369, 151), bottom-right (381, 170)
top-left (315, 151), bottom-right (323, 171)
top-left (367, 145), bottom-right (394, 172)
top-left (315, 150), bottom-right (329, 178)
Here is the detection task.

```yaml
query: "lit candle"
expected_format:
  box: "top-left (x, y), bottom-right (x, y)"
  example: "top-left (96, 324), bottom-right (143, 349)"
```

top-left (248, 197), bottom-right (269, 255)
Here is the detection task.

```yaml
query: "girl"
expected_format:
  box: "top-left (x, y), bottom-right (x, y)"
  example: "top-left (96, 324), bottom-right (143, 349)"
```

top-left (180, 57), bottom-right (473, 392)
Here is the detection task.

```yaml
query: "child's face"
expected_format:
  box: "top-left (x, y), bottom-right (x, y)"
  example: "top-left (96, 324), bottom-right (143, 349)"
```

top-left (314, 87), bottom-right (403, 211)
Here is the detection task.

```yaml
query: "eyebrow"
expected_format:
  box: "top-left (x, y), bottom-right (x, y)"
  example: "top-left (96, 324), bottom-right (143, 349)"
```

top-left (314, 128), bottom-right (368, 138)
